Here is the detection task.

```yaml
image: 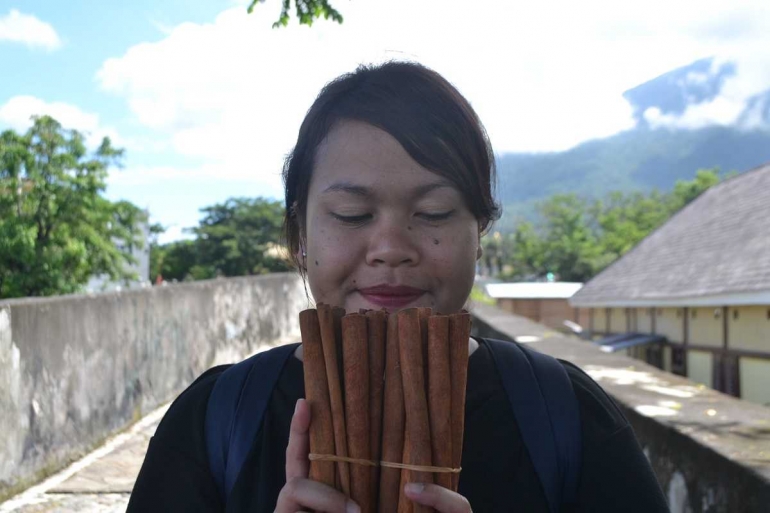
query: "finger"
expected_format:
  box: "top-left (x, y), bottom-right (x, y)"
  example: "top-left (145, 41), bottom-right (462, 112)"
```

top-left (275, 477), bottom-right (360, 513)
top-left (285, 398), bottom-right (311, 481)
top-left (404, 483), bottom-right (472, 513)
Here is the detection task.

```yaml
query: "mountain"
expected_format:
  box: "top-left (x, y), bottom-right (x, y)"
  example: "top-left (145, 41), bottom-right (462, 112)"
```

top-left (495, 57), bottom-right (770, 230)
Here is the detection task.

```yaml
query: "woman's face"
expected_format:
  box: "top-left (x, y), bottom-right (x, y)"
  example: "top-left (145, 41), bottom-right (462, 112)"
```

top-left (302, 120), bottom-right (481, 314)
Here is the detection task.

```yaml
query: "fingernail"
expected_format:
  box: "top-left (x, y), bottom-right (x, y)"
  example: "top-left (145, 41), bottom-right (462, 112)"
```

top-left (294, 399), bottom-right (301, 414)
top-left (346, 501), bottom-right (361, 513)
top-left (405, 483), bottom-right (425, 495)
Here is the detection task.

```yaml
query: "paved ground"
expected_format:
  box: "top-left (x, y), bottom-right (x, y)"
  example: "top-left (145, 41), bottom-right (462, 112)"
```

top-left (0, 405), bottom-right (168, 513)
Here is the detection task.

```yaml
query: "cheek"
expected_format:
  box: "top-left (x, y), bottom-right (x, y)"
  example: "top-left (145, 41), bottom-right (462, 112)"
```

top-left (425, 225), bottom-right (478, 276)
top-left (305, 223), bottom-right (363, 299)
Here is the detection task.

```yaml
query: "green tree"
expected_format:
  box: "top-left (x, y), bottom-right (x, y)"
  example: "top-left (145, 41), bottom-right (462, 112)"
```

top-left (249, 0), bottom-right (343, 28)
top-left (151, 197), bottom-right (291, 282)
top-left (0, 116), bottom-right (144, 299)
top-left (669, 167), bottom-right (723, 211)
top-left (496, 168), bottom-right (725, 283)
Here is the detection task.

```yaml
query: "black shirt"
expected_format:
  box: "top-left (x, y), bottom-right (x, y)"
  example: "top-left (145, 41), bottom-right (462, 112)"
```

top-left (127, 339), bottom-right (669, 512)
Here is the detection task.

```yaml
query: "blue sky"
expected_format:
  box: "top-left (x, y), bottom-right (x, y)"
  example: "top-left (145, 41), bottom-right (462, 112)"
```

top-left (2, 0), bottom-right (769, 242)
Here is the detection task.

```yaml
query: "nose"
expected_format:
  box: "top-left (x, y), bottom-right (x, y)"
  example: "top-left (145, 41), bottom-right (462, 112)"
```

top-left (365, 219), bottom-right (420, 267)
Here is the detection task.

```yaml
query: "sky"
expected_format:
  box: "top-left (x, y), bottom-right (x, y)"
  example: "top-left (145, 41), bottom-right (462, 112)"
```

top-left (1, 0), bottom-right (769, 243)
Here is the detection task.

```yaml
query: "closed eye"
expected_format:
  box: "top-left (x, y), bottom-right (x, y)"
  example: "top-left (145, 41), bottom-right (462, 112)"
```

top-left (417, 211), bottom-right (454, 222)
top-left (331, 213), bottom-right (372, 225)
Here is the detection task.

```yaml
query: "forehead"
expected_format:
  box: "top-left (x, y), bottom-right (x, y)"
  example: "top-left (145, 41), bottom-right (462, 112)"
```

top-left (310, 120), bottom-right (452, 196)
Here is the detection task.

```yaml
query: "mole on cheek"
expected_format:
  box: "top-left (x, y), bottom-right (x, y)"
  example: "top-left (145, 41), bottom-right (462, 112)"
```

top-left (407, 226), bottom-right (412, 231)
top-left (315, 260), bottom-right (319, 266)
top-left (433, 239), bottom-right (440, 245)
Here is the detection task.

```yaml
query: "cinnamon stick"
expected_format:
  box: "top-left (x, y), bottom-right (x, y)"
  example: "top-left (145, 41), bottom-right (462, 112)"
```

top-left (342, 313), bottom-right (372, 512)
top-left (427, 315), bottom-right (453, 490)
top-left (299, 309), bottom-right (336, 487)
top-left (416, 307), bottom-right (432, 386)
top-left (380, 313), bottom-right (406, 513)
top-left (448, 312), bottom-right (471, 492)
top-left (397, 441), bottom-right (413, 513)
top-left (398, 308), bottom-right (434, 513)
top-left (366, 310), bottom-right (387, 512)
top-left (317, 304), bottom-right (351, 495)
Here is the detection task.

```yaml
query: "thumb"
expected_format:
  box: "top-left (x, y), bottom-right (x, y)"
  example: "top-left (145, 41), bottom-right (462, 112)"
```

top-left (285, 398), bottom-right (311, 481)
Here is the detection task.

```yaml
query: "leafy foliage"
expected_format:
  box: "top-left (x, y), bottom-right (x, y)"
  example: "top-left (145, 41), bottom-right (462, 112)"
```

top-left (0, 116), bottom-right (144, 299)
top-left (488, 168), bottom-right (725, 283)
top-left (151, 197), bottom-right (291, 282)
top-left (248, 0), bottom-right (343, 28)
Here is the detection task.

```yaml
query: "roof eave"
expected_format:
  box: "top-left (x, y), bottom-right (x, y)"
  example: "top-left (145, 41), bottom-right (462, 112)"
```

top-left (570, 289), bottom-right (770, 308)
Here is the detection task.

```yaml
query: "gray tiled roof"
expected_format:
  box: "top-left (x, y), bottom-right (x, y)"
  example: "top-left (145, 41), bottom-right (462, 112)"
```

top-left (571, 163), bottom-right (770, 305)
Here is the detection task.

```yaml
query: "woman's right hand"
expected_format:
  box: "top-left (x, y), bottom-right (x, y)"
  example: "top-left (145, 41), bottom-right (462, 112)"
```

top-left (275, 399), bottom-right (361, 513)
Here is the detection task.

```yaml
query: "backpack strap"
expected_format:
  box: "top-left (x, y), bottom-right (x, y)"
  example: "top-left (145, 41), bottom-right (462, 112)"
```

top-left (205, 343), bottom-right (300, 502)
top-left (485, 338), bottom-right (582, 513)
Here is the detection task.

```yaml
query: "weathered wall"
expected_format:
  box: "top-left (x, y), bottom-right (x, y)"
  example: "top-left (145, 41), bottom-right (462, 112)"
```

top-left (470, 303), bottom-right (770, 513)
top-left (0, 274), bottom-right (306, 501)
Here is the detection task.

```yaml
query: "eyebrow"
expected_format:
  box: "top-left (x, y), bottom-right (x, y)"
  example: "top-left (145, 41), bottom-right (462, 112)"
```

top-left (322, 180), bottom-right (453, 198)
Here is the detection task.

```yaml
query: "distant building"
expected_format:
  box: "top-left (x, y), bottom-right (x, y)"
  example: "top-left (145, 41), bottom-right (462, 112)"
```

top-left (571, 163), bottom-right (770, 407)
top-left (486, 282), bottom-right (583, 331)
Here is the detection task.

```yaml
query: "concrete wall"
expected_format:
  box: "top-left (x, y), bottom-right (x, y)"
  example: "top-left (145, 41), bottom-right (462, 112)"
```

top-left (0, 274), bottom-right (306, 501)
top-left (470, 303), bottom-right (770, 513)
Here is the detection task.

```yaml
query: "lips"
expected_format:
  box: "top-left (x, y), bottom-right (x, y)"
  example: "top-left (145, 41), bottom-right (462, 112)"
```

top-left (358, 284), bottom-right (427, 309)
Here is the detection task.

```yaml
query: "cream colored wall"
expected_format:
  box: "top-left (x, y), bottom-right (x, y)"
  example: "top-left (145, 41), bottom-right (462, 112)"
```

top-left (688, 307), bottom-right (723, 347)
top-left (656, 308), bottom-right (684, 343)
top-left (593, 308), bottom-right (607, 334)
top-left (729, 306), bottom-right (770, 353)
top-left (687, 350), bottom-right (713, 388)
top-left (740, 358), bottom-right (770, 407)
top-left (609, 307), bottom-right (627, 333)
top-left (577, 308), bottom-right (591, 330)
top-left (636, 308), bottom-right (653, 333)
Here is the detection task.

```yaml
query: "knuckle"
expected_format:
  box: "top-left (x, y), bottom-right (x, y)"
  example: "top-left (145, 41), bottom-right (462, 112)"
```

top-left (283, 476), bottom-right (303, 495)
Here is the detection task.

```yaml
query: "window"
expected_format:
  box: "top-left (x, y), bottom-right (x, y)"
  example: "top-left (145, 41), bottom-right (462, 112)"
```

top-left (713, 353), bottom-right (741, 398)
top-left (671, 347), bottom-right (686, 376)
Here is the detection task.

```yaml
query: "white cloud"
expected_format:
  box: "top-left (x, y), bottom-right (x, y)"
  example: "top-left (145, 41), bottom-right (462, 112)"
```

top-left (96, 0), bottom-right (770, 190)
top-left (0, 9), bottom-right (61, 50)
top-left (0, 96), bottom-right (124, 148)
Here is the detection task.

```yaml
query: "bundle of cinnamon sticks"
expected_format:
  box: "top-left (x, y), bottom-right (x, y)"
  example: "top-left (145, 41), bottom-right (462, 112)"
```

top-left (299, 304), bottom-right (472, 513)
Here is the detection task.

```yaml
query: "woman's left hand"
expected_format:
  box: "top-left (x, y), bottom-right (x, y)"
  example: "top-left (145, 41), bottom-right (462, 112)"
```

top-left (404, 483), bottom-right (473, 513)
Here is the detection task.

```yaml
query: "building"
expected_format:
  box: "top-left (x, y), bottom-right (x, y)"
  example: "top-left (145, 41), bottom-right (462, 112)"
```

top-left (486, 282), bottom-right (584, 331)
top-left (571, 163), bottom-right (770, 407)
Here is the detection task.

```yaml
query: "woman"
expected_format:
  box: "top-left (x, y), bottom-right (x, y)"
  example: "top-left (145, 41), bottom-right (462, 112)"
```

top-left (127, 61), bottom-right (669, 512)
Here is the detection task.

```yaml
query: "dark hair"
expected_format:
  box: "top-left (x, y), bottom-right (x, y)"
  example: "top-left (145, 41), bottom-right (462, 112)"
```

top-left (282, 61), bottom-right (501, 274)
